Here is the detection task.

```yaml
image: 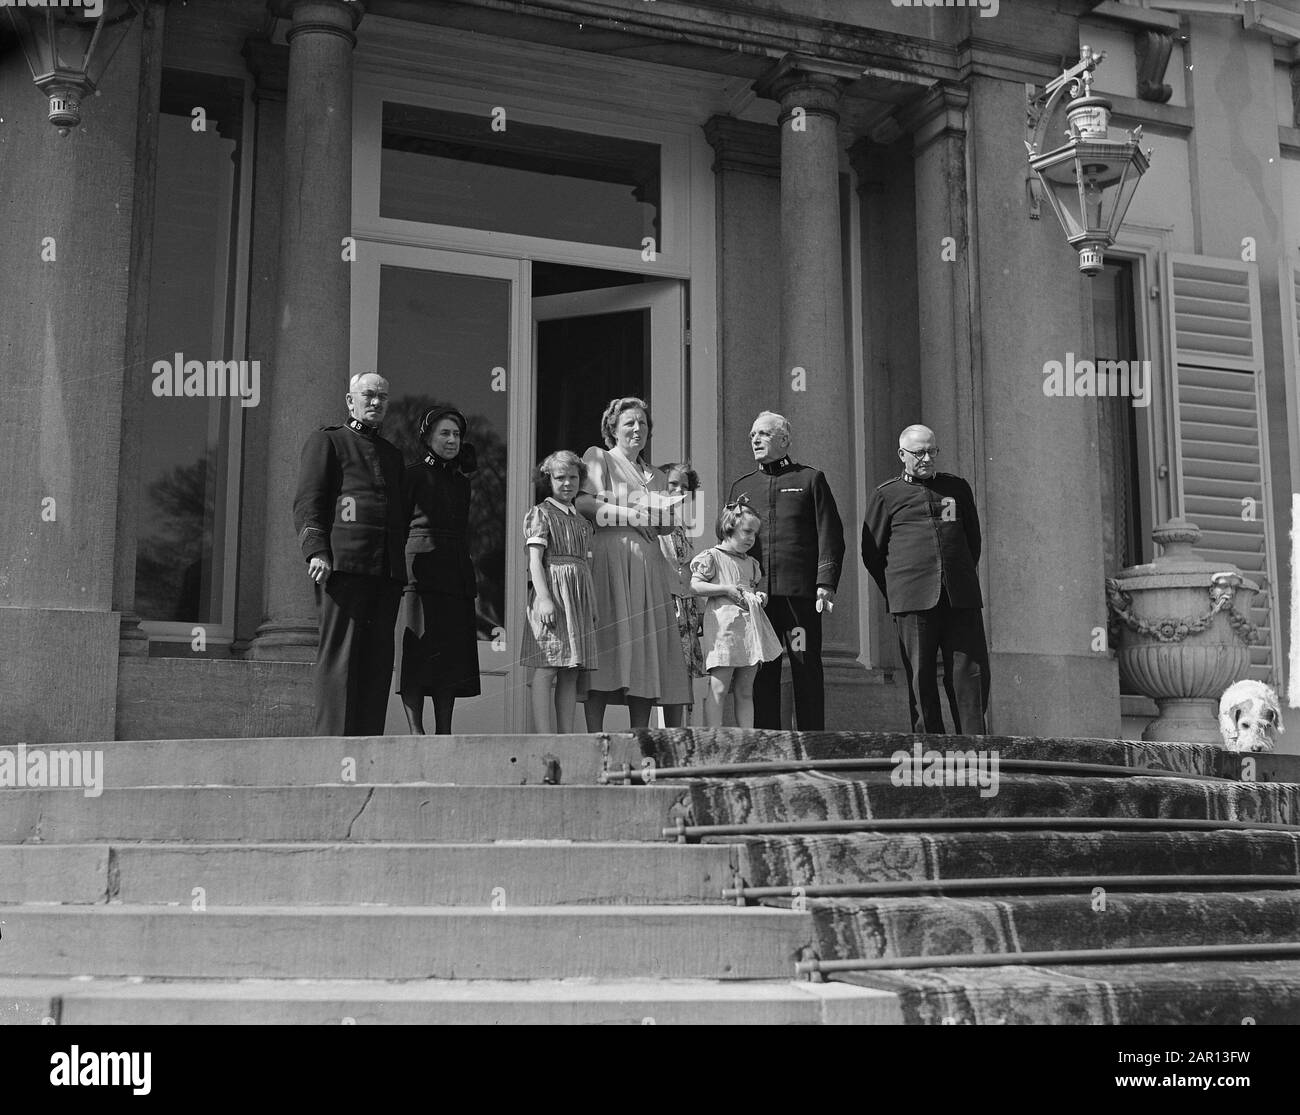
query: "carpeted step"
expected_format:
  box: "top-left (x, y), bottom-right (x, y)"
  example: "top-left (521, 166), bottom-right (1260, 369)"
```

top-left (733, 829), bottom-right (1300, 889)
top-left (686, 771), bottom-right (1300, 828)
top-left (634, 728), bottom-right (1300, 783)
top-left (834, 959), bottom-right (1300, 1025)
top-left (805, 889), bottom-right (1300, 962)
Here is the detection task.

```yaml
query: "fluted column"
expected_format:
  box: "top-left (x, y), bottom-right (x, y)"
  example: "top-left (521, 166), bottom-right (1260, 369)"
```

top-left (248, 0), bottom-right (364, 660)
top-left (755, 55), bottom-right (864, 720)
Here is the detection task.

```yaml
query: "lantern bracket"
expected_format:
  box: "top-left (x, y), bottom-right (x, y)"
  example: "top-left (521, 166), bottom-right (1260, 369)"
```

top-left (1024, 47), bottom-right (1106, 219)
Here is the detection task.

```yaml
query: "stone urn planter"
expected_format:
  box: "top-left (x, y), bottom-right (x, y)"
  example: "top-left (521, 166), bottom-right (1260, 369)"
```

top-left (1105, 518), bottom-right (1259, 744)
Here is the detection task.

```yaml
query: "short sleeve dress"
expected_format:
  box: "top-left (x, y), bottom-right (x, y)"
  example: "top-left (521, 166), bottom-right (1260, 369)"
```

top-left (689, 546), bottom-right (783, 670)
top-left (579, 446), bottom-right (692, 706)
top-left (520, 498), bottom-right (599, 669)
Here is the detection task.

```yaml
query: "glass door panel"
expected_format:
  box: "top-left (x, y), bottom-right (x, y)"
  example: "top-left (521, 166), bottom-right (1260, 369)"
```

top-left (532, 281), bottom-right (684, 467)
top-left (353, 246), bottom-right (526, 733)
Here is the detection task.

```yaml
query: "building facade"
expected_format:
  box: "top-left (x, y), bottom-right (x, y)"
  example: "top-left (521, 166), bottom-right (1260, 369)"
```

top-left (2, 0), bottom-right (1299, 749)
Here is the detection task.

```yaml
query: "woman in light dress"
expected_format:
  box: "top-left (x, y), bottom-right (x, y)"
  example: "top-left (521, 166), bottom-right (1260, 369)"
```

top-left (575, 397), bottom-right (692, 730)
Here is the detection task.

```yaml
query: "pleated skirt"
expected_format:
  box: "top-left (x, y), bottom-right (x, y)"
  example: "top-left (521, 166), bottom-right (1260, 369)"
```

top-left (580, 527), bottom-right (692, 706)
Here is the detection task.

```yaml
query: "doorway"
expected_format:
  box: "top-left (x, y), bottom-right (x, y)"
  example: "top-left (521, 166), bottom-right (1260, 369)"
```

top-left (353, 247), bottom-right (690, 731)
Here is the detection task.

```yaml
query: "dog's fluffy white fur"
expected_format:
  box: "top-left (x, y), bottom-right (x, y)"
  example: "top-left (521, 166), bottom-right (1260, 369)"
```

top-left (1218, 679), bottom-right (1284, 753)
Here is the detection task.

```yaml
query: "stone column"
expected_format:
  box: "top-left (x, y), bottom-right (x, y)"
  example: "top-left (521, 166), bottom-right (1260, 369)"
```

top-left (235, 38), bottom-right (290, 655)
top-left (0, 10), bottom-right (150, 742)
top-left (113, 0), bottom-right (168, 661)
top-left (755, 56), bottom-right (864, 723)
top-left (898, 83), bottom-right (983, 497)
top-left (966, 74), bottom-right (1118, 738)
top-left (701, 116), bottom-right (781, 503)
top-left (248, 0), bottom-right (365, 660)
top-left (849, 135), bottom-right (920, 678)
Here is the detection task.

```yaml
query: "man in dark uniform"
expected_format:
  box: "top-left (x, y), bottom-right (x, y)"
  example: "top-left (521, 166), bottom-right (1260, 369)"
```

top-left (728, 410), bottom-right (844, 730)
top-left (861, 424), bottom-right (990, 735)
top-left (293, 372), bottom-right (408, 736)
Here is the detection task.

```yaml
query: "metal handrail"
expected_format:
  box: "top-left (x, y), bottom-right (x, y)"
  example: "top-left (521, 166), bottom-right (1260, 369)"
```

top-left (665, 815), bottom-right (1300, 841)
top-left (724, 874), bottom-right (1300, 903)
top-left (606, 757), bottom-right (1236, 784)
top-left (795, 940), bottom-right (1300, 976)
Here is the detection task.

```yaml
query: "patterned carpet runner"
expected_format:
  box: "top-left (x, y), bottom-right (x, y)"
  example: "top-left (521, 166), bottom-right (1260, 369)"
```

top-left (633, 729), bottom-right (1300, 1024)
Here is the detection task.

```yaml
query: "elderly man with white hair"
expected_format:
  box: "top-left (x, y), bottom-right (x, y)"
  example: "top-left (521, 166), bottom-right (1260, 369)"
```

top-left (862, 424), bottom-right (989, 735)
top-left (293, 372), bottom-right (409, 735)
top-left (727, 410), bottom-right (845, 730)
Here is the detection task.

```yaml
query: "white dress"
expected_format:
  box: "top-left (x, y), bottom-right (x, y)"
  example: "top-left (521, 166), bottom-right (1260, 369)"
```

top-left (690, 546), bottom-right (783, 669)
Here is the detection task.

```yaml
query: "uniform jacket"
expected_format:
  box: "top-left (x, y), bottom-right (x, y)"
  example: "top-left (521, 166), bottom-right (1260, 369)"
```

top-left (404, 452), bottom-right (477, 599)
top-left (861, 470), bottom-right (982, 614)
top-left (293, 421), bottom-right (408, 582)
top-left (727, 458), bottom-right (845, 598)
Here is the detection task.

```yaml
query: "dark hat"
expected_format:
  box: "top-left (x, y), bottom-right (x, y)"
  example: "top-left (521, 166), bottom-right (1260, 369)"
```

top-left (418, 405), bottom-right (467, 441)
top-left (418, 405), bottom-right (477, 475)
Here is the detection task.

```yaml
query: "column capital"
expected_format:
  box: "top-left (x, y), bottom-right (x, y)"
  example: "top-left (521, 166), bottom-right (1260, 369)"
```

top-left (269, 0), bottom-right (365, 45)
top-left (847, 136), bottom-right (896, 194)
top-left (754, 53), bottom-right (860, 124)
top-left (893, 80), bottom-right (969, 157)
top-left (703, 115), bottom-right (780, 177)
top-left (242, 38), bottom-right (290, 103)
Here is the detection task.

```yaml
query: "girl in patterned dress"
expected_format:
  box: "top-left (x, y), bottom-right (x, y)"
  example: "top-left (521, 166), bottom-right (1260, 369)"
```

top-left (689, 501), bottom-right (782, 727)
top-left (656, 462), bottom-right (705, 727)
top-left (521, 451), bottom-right (599, 733)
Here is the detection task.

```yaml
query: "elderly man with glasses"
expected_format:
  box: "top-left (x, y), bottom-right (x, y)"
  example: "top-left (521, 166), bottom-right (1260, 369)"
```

top-left (861, 424), bottom-right (990, 735)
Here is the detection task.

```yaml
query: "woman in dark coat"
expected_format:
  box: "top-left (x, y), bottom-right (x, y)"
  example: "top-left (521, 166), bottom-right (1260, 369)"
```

top-left (397, 405), bottom-right (482, 734)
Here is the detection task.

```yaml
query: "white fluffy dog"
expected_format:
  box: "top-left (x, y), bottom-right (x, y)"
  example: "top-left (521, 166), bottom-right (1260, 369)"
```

top-left (1218, 679), bottom-right (1284, 753)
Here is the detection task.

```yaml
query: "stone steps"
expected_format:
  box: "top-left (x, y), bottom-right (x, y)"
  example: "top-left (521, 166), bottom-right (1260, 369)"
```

top-left (0, 784), bottom-right (684, 843)
top-left (0, 734), bottom-right (638, 787)
top-left (0, 976), bottom-right (901, 1026)
top-left (1, 843), bottom-right (735, 906)
top-left (0, 905), bottom-right (813, 981)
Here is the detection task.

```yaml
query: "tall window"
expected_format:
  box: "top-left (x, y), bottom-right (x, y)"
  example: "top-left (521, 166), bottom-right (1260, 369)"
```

top-left (1094, 260), bottom-right (1146, 573)
top-left (133, 71), bottom-right (246, 634)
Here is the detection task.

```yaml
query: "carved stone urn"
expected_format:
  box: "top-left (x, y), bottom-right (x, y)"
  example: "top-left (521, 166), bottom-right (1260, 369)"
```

top-left (1105, 518), bottom-right (1259, 744)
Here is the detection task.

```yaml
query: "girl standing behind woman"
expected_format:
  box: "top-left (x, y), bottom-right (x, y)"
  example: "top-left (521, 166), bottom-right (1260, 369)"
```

top-left (689, 500), bottom-right (782, 727)
top-left (521, 451), bottom-right (599, 733)
top-left (397, 405), bottom-right (482, 734)
top-left (657, 462), bottom-right (705, 727)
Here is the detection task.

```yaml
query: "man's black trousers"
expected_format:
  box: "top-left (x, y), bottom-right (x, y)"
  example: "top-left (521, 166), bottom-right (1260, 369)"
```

top-left (314, 572), bottom-right (402, 736)
top-left (754, 594), bottom-right (825, 730)
top-left (893, 588), bottom-right (990, 735)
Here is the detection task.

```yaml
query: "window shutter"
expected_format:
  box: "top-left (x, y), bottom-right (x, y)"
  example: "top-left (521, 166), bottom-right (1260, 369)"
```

top-left (1162, 252), bottom-right (1280, 683)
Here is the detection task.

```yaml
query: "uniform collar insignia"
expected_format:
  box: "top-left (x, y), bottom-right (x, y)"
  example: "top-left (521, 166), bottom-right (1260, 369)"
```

top-left (347, 418), bottom-right (376, 437)
top-left (760, 456), bottom-right (792, 475)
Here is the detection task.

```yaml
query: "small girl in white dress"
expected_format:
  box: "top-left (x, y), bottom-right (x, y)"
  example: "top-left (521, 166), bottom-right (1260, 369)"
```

top-left (689, 501), bottom-right (782, 727)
